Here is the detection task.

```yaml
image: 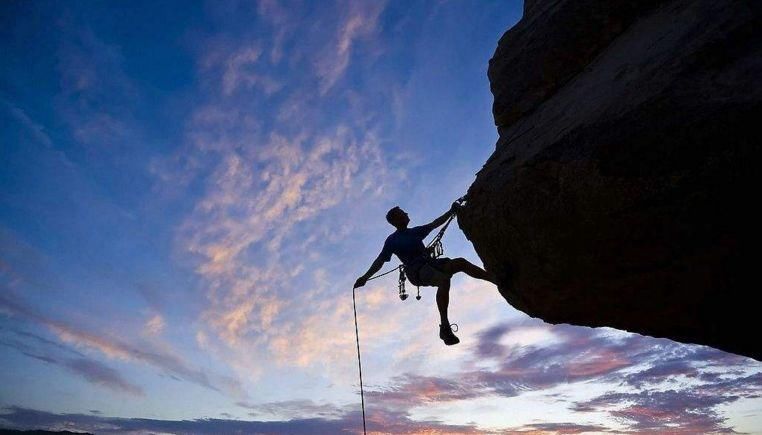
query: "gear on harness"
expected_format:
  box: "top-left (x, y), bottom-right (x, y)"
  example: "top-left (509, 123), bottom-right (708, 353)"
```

top-left (398, 267), bottom-right (408, 300)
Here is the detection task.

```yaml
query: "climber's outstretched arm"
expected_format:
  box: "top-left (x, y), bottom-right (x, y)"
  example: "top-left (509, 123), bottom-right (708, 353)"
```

top-left (354, 255), bottom-right (386, 288)
top-left (420, 202), bottom-right (461, 235)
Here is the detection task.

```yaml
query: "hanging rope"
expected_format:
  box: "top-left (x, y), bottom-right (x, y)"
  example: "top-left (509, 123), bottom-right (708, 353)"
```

top-left (352, 286), bottom-right (367, 435)
top-left (366, 264), bottom-right (402, 282)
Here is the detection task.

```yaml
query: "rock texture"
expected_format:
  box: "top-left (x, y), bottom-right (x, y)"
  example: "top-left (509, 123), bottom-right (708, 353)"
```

top-left (460, 0), bottom-right (761, 360)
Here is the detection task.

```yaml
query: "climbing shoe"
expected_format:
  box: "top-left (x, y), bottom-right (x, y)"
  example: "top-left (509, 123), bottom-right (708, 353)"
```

top-left (439, 324), bottom-right (460, 346)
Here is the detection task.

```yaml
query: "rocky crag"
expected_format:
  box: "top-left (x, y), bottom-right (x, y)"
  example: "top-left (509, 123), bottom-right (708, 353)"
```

top-left (460, 0), bottom-right (761, 360)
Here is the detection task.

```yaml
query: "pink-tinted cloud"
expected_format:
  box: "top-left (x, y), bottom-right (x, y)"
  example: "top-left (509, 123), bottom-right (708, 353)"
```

top-left (357, 318), bottom-right (762, 432)
top-left (142, 313), bottom-right (166, 337)
top-left (500, 422), bottom-right (614, 434)
top-left (366, 373), bottom-right (483, 409)
top-left (574, 390), bottom-right (737, 433)
top-left (0, 334), bottom-right (142, 396)
top-left (0, 293), bottom-right (237, 394)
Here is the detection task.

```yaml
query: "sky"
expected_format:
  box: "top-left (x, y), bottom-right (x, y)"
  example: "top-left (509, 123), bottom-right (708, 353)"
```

top-left (1, 1), bottom-right (761, 434)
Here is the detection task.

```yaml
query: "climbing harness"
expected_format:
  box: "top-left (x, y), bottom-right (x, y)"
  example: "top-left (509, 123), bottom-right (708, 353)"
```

top-left (352, 195), bottom-right (467, 434)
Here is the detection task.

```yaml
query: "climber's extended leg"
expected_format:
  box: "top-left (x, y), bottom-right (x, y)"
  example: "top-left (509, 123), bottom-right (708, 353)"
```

top-left (436, 279), bottom-right (459, 345)
top-left (436, 279), bottom-right (451, 325)
top-left (444, 257), bottom-right (496, 284)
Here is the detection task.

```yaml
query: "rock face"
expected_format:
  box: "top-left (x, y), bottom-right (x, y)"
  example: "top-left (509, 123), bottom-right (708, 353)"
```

top-left (460, 0), bottom-right (761, 360)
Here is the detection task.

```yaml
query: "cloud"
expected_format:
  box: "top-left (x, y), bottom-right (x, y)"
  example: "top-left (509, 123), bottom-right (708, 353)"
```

top-left (574, 390), bottom-right (736, 433)
top-left (220, 45), bottom-right (283, 96)
top-left (0, 293), bottom-right (237, 395)
top-left (0, 405), bottom-right (487, 434)
top-left (55, 24), bottom-right (138, 150)
top-left (237, 399), bottom-right (345, 420)
top-left (176, 112), bottom-right (389, 366)
top-left (63, 358), bottom-right (144, 396)
top-left (52, 321), bottom-right (230, 394)
top-left (366, 373), bottom-right (483, 410)
top-left (142, 313), bottom-right (166, 337)
top-left (474, 320), bottom-right (756, 393)
top-left (141, 0), bottom-right (415, 389)
top-left (2, 99), bottom-right (53, 148)
top-left (356, 318), bottom-right (762, 432)
top-left (501, 422), bottom-right (615, 434)
top-left (315, 1), bottom-right (387, 94)
top-left (7, 328), bottom-right (85, 358)
top-left (255, 0), bottom-right (293, 64)
top-left (0, 333), bottom-right (142, 396)
top-left (458, 323), bottom-right (650, 397)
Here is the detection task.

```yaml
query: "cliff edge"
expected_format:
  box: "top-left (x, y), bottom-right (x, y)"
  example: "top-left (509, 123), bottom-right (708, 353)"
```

top-left (460, 0), bottom-right (761, 360)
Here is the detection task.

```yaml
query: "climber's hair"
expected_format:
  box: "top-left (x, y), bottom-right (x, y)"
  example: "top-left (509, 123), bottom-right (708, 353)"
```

top-left (386, 206), bottom-right (402, 225)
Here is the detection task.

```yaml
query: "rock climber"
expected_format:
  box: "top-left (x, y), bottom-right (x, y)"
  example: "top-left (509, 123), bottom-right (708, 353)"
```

top-left (353, 202), bottom-right (496, 345)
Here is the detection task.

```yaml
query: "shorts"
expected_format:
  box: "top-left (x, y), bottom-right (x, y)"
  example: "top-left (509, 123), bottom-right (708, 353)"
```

top-left (407, 258), bottom-right (450, 287)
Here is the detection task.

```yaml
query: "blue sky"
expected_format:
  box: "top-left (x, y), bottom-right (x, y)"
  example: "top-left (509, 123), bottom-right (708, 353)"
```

top-left (1, 1), bottom-right (761, 433)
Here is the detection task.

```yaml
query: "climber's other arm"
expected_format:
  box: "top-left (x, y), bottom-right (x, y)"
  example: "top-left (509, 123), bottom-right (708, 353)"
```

top-left (354, 254), bottom-right (387, 288)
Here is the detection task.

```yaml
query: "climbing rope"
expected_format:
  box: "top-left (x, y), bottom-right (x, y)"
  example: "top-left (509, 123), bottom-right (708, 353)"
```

top-left (366, 264), bottom-right (402, 282)
top-left (352, 286), bottom-right (367, 435)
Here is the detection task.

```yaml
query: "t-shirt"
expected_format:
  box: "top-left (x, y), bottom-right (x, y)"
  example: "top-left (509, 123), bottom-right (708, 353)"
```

top-left (378, 225), bottom-right (434, 268)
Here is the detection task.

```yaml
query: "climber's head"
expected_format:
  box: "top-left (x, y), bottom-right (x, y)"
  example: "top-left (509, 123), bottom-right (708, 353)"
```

top-left (386, 206), bottom-right (409, 229)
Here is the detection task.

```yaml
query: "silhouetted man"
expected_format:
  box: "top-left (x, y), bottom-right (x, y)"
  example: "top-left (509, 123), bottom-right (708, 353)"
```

top-left (354, 202), bottom-right (496, 345)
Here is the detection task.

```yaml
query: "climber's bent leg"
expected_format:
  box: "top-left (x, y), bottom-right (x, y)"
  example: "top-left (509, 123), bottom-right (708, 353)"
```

top-left (444, 257), bottom-right (496, 284)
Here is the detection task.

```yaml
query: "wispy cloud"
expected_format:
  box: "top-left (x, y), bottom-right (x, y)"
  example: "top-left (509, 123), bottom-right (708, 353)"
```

top-left (0, 293), bottom-right (237, 394)
top-left (237, 399), bottom-right (346, 420)
top-left (0, 332), bottom-right (142, 396)
top-left (56, 24), bottom-right (138, 150)
top-left (255, 0), bottom-right (293, 64)
top-left (156, 0), bottom-right (398, 383)
top-left (7, 328), bottom-right (85, 358)
top-left (315, 1), bottom-right (387, 94)
top-left (64, 358), bottom-right (144, 396)
top-left (2, 100), bottom-right (53, 148)
top-left (1, 100), bottom-right (75, 169)
top-left (142, 313), bottom-right (166, 337)
top-left (366, 373), bottom-right (482, 409)
top-left (221, 45), bottom-right (283, 96)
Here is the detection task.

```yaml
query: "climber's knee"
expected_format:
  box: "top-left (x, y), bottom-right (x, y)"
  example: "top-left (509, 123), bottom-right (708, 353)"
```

top-left (447, 257), bottom-right (468, 273)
